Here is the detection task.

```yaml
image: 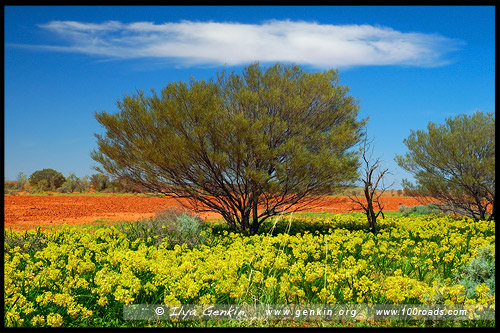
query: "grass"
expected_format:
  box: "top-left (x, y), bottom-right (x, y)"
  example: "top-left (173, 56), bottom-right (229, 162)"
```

top-left (91, 219), bottom-right (137, 224)
top-left (203, 211), bottom-right (405, 229)
top-left (291, 211), bottom-right (404, 219)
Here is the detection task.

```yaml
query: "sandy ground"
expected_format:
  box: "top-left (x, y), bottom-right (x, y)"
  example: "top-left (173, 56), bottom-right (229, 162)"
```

top-left (4, 193), bottom-right (423, 231)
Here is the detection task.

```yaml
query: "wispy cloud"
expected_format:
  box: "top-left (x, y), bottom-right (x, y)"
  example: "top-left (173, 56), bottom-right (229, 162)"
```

top-left (19, 19), bottom-right (463, 68)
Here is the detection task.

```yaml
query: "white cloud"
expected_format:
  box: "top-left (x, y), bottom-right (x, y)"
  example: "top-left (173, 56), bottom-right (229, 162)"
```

top-left (30, 19), bottom-right (462, 68)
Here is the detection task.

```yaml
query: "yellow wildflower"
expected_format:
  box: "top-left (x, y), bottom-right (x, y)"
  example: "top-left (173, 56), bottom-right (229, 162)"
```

top-left (46, 313), bottom-right (63, 327)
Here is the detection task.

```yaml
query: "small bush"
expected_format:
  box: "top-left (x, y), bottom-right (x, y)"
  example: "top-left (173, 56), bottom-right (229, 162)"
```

top-left (4, 185), bottom-right (19, 195)
top-left (154, 207), bottom-right (206, 247)
top-left (119, 207), bottom-right (206, 248)
top-left (454, 245), bottom-right (495, 298)
top-left (4, 227), bottom-right (50, 254)
top-left (398, 205), bottom-right (415, 216)
top-left (399, 204), bottom-right (442, 217)
top-left (414, 204), bottom-right (440, 215)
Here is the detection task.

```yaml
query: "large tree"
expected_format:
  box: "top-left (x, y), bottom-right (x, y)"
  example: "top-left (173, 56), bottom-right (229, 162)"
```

top-left (91, 63), bottom-right (364, 233)
top-left (395, 111), bottom-right (495, 221)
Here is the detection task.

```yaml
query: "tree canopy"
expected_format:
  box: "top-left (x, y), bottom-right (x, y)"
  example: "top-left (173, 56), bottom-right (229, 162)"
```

top-left (395, 111), bottom-right (495, 220)
top-left (28, 168), bottom-right (66, 191)
top-left (91, 62), bottom-right (365, 233)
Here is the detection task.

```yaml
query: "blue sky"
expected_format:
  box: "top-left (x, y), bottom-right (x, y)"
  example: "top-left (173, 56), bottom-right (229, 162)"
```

top-left (4, 5), bottom-right (495, 189)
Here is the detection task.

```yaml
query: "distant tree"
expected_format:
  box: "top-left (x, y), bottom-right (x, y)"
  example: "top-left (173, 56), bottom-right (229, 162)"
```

top-left (347, 137), bottom-right (393, 233)
top-left (395, 111), bottom-right (495, 221)
top-left (28, 168), bottom-right (65, 192)
top-left (76, 175), bottom-right (91, 193)
top-left (90, 173), bottom-right (110, 192)
top-left (59, 173), bottom-right (91, 193)
top-left (59, 173), bottom-right (80, 193)
top-left (91, 62), bottom-right (364, 234)
top-left (107, 178), bottom-right (122, 193)
top-left (16, 172), bottom-right (28, 190)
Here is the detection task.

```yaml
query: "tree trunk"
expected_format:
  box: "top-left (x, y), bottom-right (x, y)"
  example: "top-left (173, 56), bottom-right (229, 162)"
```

top-left (251, 199), bottom-right (259, 234)
top-left (369, 212), bottom-right (377, 233)
top-left (241, 214), bottom-right (250, 233)
top-left (364, 188), bottom-right (376, 233)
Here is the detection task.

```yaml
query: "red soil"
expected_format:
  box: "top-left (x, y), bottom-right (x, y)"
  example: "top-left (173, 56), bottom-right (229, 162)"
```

top-left (3, 194), bottom-right (423, 231)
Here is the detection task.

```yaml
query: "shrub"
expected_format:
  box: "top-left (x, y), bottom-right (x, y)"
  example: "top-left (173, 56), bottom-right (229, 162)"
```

top-left (398, 205), bottom-right (414, 216)
top-left (454, 245), bottom-right (495, 298)
top-left (4, 227), bottom-right (50, 254)
top-left (399, 204), bottom-right (442, 217)
top-left (4, 182), bottom-right (19, 195)
top-left (119, 207), bottom-right (206, 248)
top-left (414, 203), bottom-right (441, 215)
top-left (153, 207), bottom-right (206, 247)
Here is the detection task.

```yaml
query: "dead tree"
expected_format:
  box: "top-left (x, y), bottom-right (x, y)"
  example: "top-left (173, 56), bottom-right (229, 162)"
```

top-left (348, 138), bottom-right (393, 233)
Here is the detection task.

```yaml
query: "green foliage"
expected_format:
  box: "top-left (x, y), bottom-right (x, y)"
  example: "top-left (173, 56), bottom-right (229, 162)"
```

top-left (59, 173), bottom-right (79, 193)
top-left (398, 205), bottom-right (414, 217)
top-left (16, 172), bottom-right (29, 190)
top-left (4, 227), bottom-right (50, 254)
top-left (91, 62), bottom-right (365, 234)
top-left (171, 213), bottom-right (206, 246)
top-left (4, 182), bottom-right (18, 195)
top-left (90, 173), bottom-right (109, 192)
top-left (454, 246), bottom-right (495, 298)
top-left (58, 173), bottom-right (91, 193)
top-left (152, 207), bottom-right (206, 247)
top-left (395, 111), bottom-right (495, 221)
top-left (4, 173), bottom-right (30, 194)
top-left (77, 175), bottom-right (91, 193)
top-left (35, 179), bottom-right (49, 192)
top-left (28, 168), bottom-right (66, 191)
top-left (106, 176), bottom-right (148, 193)
top-left (119, 207), bottom-right (206, 248)
top-left (398, 204), bottom-right (442, 217)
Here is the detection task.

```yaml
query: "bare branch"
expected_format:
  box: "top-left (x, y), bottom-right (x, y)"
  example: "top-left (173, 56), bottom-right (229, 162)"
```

top-left (347, 133), bottom-right (392, 233)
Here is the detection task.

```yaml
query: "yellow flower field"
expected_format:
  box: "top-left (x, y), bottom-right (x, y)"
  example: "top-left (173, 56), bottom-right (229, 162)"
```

top-left (4, 214), bottom-right (495, 327)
